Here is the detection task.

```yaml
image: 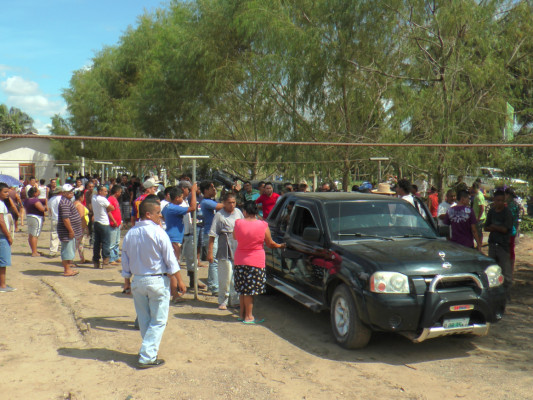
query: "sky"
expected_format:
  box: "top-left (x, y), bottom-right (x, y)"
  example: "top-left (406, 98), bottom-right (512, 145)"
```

top-left (0, 0), bottom-right (167, 134)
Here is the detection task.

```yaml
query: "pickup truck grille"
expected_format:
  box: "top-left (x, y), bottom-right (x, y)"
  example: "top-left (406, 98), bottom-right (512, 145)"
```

top-left (423, 273), bottom-right (484, 292)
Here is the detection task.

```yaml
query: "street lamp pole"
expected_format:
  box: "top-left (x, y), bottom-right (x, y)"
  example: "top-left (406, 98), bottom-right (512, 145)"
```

top-left (179, 155), bottom-right (209, 299)
top-left (369, 157), bottom-right (390, 183)
top-left (93, 161), bottom-right (113, 184)
top-left (55, 164), bottom-right (70, 184)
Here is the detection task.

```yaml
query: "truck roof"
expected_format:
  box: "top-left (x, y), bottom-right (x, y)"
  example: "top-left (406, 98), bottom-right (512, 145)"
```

top-left (282, 192), bottom-right (401, 202)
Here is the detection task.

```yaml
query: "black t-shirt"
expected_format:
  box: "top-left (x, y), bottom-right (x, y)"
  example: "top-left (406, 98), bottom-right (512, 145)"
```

top-left (485, 207), bottom-right (513, 249)
top-left (120, 183), bottom-right (131, 203)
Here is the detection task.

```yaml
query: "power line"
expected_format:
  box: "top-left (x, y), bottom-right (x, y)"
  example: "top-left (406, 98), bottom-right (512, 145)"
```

top-left (2, 134), bottom-right (533, 147)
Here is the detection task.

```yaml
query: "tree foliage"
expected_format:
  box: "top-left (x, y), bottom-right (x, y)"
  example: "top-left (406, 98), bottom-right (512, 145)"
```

top-left (62, 0), bottom-right (533, 188)
top-left (0, 104), bottom-right (36, 134)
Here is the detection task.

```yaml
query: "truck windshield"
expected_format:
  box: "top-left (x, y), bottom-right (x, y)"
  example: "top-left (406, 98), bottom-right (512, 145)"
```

top-left (324, 200), bottom-right (437, 241)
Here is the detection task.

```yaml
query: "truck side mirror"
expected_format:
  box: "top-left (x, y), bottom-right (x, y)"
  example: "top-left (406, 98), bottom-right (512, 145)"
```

top-left (302, 227), bottom-right (322, 242)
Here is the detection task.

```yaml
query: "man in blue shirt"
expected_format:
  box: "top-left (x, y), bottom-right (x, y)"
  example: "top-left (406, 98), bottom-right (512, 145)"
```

top-left (162, 185), bottom-right (197, 298)
top-left (122, 199), bottom-right (187, 369)
top-left (162, 186), bottom-right (197, 257)
top-left (200, 181), bottom-right (223, 295)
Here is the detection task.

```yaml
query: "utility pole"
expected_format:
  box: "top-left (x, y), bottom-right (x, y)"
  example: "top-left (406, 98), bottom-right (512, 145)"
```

top-left (179, 155), bottom-right (209, 299)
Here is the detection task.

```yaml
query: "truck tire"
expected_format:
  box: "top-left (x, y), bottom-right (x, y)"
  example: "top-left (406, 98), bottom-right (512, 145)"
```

top-left (330, 284), bottom-right (371, 349)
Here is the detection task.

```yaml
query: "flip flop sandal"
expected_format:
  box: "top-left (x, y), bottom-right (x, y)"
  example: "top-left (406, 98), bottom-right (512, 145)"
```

top-left (242, 319), bottom-right (264, 325)
top-left (63, 271), bottom-right (79, 277)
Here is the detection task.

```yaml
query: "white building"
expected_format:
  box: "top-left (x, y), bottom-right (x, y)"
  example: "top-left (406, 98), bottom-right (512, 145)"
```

top-left (0, 136), bottom-right (57, 181)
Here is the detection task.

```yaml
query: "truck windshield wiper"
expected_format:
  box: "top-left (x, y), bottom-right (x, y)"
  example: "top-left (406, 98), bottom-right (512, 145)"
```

top-left (338, 233), bottom-right (394, 241)
top-left (393, 234), bottom-right (437, 239)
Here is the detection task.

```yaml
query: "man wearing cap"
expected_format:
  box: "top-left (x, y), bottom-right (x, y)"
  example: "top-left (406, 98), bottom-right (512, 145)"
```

top-left (48, 186), bottom-right (63, 257)
top-left (57, 184), bottom-right (81, 276)
top-left (131, 179), bottom-right (158, 227)
top-left (358, 182), bottom-right (373, 193)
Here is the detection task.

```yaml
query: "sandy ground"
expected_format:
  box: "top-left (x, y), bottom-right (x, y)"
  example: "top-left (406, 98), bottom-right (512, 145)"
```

top-left (1, 222), bottom-right (533, 400)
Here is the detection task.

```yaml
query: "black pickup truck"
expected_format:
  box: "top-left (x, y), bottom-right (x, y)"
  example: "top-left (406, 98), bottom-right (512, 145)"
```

top-left (265, 192), bottom-right (507, 349)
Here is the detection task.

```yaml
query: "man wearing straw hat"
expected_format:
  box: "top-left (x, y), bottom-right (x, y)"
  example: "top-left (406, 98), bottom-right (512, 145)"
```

top-left (371, 183), bottom-right (396, 196)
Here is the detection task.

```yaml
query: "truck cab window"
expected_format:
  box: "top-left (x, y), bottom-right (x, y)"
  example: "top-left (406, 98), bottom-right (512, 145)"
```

top-left (291, 206), bottom-right (317, 237)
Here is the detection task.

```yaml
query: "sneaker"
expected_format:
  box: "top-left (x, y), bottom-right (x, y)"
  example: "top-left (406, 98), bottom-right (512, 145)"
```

top-left (137, 359), bottom-right (165, 369)
top-left (0, 286), bottom-right (16, 293)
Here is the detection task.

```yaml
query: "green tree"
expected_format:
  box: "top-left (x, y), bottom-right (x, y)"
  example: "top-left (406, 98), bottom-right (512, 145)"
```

top-left (0, 104), bottom-right (36, 134)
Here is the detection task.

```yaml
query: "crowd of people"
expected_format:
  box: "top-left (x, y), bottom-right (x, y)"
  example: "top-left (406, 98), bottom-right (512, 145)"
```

top-left (0, 172), bottom-right (522, 368)
top-left (0, 173), bottom-right (287, 368)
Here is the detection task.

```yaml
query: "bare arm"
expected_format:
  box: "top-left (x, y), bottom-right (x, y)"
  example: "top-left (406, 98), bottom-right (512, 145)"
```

top-left (264, 227), bottom-right (285, 249)
top-left (75, 204), bottom-right (87, 230)
top-left (471, 224), bottom-right (482, 251)
top-left (207, 236), bottom-right (215, 263)
top-left (62, 218), bottom-right (75, 239)
top-left (7, 198), bottom-right (19, 217)
top-left (108, 210), bottom-right (117, 226)
top-left (485, 224), bottom-right (508, 234)
top-left (34, 200), bottom-right (46, 213)
top-left (187, 183), bottom-right (197, 212)
top-left (0, 215), bottom-right (12, 245)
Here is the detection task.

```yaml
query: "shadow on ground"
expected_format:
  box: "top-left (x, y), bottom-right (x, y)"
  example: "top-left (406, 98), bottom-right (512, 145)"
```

top-left (21, 269), bottom-right (63, 277)
top-left (237, 291), bottom-right (481, 367)
top-left (174, 312), bottom-right (241, 323)
top-left (83, 316), bottom-right (137, 332)
top-left (89, 279), bottom-right (123, 287)
top-left (58, 347), bottom-right (137, 368)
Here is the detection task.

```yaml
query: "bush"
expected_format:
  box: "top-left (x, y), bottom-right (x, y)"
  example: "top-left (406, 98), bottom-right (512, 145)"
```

top-left (520, 217), bottom-right (533, 233)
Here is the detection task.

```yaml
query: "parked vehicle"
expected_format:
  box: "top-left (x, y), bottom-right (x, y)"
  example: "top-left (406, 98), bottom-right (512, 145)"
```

top-left (265, 193), bottom-right (507, 349)
top-left (448, 167), bottom-right (529, 196)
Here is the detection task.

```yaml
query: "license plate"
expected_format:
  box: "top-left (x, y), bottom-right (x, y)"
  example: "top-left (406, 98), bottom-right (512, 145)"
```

top-left (443, 318), bottom-right (469, 329)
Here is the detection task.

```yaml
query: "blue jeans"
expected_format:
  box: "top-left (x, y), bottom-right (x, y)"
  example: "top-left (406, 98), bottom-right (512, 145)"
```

top-left (93, 222), bottom-right (111, 262)
top-left (132, 275), bottom-right (170, 364)
top-left (203, 232), bottom-right (218, 293)
top-left (0, 237), bottom-right (11, 267)
top-left (109, 226), bottom-right (121, 262)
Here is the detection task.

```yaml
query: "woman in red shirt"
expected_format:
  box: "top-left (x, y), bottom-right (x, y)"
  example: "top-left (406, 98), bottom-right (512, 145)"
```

top-left (233, 202), bottom-right (285, 324)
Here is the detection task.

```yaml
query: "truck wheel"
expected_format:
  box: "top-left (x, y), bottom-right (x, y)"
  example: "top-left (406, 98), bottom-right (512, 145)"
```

top-left (330, 284), bottom-right (371, 349)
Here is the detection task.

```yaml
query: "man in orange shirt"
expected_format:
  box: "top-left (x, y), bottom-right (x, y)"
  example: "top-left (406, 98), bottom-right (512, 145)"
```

top-left (427, 186), bottom-right (439, 224)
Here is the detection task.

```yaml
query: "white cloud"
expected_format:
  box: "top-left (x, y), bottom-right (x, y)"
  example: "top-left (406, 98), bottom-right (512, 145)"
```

top-left (0, 75), bottom-right (67, 127)
top-left (2, 75), bottom-right (39, 95)
top-left (33, 119), bottom-right (52, 134)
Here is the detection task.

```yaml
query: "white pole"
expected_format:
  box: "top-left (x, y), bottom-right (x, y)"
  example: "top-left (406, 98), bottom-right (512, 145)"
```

top-left (81, 141), bottom-right (85, 176)
top-left (192, 159), bottom-right (198, 299)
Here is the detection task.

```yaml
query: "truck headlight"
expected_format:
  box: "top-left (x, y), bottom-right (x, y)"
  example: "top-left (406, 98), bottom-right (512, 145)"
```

top-left (370, 272), bottom-right (410, 294)
top-left (485, 265), bottom-right (504, 287)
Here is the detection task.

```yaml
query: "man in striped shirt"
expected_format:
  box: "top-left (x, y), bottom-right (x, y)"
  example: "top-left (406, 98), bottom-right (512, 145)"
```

top-left (57, 184), bottom-right (82, 276)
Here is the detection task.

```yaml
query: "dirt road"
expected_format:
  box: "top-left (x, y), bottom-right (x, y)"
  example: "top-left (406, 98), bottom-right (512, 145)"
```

top-left (1, 224), bottom-right (532, 399)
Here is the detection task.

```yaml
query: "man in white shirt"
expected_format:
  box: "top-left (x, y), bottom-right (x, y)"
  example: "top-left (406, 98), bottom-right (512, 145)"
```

top-left (25, 176), bottom-right (37, 197)
top-left (122, 199), bottom-right (187, 369)
top-left (91, 185), bottom-right (114, 268)
top-left (396, 179), bottom-right (417, 207)
top-left (437, 189), bottom-right (457, 238)
top-left (48, 188), bottom-right (62, 257)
